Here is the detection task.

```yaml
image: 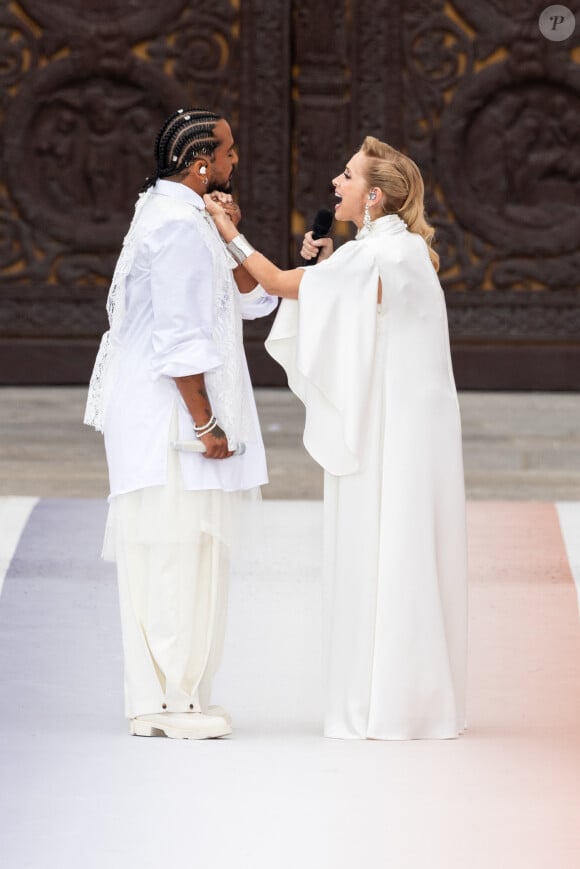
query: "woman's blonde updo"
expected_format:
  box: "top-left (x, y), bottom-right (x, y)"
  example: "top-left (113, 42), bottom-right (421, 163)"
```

top-left (360, 136), bottom-right (439, 271)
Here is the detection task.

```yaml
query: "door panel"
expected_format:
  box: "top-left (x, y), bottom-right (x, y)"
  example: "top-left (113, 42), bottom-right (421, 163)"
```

top-left (0, 1), bottom-right (578, 388)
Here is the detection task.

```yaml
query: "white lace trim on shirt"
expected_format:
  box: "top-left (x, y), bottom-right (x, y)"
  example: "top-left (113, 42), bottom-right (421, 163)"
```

top-left (84, 191), bottom-right (252, 448)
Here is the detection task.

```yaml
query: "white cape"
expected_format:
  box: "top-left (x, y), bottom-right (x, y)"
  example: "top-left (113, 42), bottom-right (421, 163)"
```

top-left (266, 215), bottom-right (468, 740)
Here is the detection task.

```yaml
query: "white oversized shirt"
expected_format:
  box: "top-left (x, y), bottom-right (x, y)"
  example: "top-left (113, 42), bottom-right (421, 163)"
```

top-left (102, 180), bottom-right (277, 497)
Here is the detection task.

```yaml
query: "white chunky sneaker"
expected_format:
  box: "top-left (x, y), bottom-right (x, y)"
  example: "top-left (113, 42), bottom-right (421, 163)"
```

top-left (130, 711), bottom-right (231, 739)
top-left (208, 705), bottom-right (232, 726)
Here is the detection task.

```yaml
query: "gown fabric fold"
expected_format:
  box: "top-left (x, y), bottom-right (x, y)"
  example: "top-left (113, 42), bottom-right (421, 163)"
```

top-left (266, 214), bottom-right (468, 740)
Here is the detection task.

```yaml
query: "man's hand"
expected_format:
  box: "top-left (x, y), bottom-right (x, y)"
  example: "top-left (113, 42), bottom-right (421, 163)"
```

top-left (174, 373), bottom-right (234, 460)
top-left (199, 424), bottom-right (234, 460)
top-left (300, 231), bottom-right (333, 263)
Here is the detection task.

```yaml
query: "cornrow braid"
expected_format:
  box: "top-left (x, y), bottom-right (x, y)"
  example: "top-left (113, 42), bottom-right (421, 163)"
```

top-left (142, 108), bottom-right (222, 191)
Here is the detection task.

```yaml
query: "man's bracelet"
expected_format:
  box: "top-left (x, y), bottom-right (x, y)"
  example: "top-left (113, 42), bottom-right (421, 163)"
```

top-left (195, 418), bottom-right (218, 438)
top-left (227, 234), bottom-right (256, 265)
top-left (194, 415), bottom-right (217, 436)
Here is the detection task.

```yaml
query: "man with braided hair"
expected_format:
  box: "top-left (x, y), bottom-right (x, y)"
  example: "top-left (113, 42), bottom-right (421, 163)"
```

top-left (85, 109), bottom-right (277, 739)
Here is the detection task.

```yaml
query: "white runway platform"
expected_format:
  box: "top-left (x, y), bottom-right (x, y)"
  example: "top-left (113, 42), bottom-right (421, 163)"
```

top-left (1, 496), bottom-right (580, 869)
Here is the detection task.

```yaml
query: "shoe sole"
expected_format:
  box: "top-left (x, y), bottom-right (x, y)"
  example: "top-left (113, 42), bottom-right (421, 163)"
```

top-left (130, 720), bottom-right (232, 739)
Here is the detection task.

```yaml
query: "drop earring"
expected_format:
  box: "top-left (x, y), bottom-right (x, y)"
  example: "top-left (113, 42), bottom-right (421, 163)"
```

top-left (363, 202), bottom-right (372, 231)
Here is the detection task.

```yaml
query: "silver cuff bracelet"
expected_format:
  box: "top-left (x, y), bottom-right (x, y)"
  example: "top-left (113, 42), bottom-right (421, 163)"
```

top-left (227, 234), bottom-right (256, 264)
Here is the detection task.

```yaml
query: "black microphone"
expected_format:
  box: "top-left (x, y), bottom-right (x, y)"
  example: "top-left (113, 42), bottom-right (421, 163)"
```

top-left (301, 208), bottom-right (334, 265)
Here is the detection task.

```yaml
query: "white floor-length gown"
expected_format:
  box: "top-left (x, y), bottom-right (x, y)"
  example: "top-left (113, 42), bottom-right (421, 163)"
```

top-left (266, 214), bottom-right (467, 739)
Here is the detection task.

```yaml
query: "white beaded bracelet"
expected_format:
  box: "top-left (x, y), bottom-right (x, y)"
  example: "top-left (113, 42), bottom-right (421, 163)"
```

top-left (193, 415), bottom-right (217, 435)
top-left (195, 418), bottom-right (218, 438)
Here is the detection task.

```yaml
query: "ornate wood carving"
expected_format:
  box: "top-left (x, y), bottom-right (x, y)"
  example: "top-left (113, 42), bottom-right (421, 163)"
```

top-left (352, 0), bottom-right (404, 148)
top-left (4, 61), bottom-right (187, 251)
top-left (0, 0), bottom-right (241, 382)
top-left (239, 0), bottom-right (291, 265)
top-left (291, 0), bottom-right (350, 245)
top-left (401, 0), bottom-right (580, 386)
top-left (0, 0), bottom-right (579, 387)
top-left (238, 0), bottom-right (292, 385)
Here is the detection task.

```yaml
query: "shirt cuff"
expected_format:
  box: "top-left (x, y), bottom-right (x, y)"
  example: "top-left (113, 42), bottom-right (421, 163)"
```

top-left (150, 339), bottom-right (223, 380)
top-left (240, 284), bottom-right (269, 301)
top-left (239, 285), bottom-right (278, 320)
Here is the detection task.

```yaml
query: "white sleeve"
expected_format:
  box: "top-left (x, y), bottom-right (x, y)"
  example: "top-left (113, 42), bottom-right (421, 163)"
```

top-left (238, 284), bottom-right (279, 320)
top-left (148, 219), bottom-right (223, 380)
top-left (265, 242), bottom-right (379, 475)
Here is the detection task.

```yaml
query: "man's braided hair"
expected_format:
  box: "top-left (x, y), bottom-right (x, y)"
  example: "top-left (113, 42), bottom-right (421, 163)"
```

top-left (142, 108), bottom-right (222, 191)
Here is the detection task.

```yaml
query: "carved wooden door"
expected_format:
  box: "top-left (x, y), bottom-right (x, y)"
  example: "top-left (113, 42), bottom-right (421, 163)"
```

top-left (1, 0), bottom-right (579, 388)
top-left (287, 0), bottom-right (580, 390)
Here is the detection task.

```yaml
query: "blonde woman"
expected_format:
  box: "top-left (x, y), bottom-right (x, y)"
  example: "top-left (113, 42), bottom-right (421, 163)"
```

top-left (205, 137), bottom-right (467, 741)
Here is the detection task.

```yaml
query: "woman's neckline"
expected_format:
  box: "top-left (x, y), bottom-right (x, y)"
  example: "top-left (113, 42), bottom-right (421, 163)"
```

top-left (356, 213), bottom-right (407, 240)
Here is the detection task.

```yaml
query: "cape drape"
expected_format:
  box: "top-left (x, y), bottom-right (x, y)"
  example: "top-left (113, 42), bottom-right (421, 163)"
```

top-left (266, 215), bottom-right (468, 740)
top-left (266, 242), bottom-right (379, 476)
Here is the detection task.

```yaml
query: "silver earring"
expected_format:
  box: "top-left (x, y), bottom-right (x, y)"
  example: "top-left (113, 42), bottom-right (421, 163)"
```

top-left (363, 202), bottom-right (371, 231)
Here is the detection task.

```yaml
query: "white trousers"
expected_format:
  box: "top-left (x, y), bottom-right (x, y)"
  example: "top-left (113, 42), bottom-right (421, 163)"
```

top-left (115, 527), bottom-right (230, 719)
top-left (105, 421), bottom-right (239, 719)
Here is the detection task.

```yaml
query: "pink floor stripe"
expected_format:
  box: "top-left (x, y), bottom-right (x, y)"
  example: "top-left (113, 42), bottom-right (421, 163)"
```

top-left (466, 501), bottom-right (580, 738)
top-left (467, 501), bottom-right (574, 586)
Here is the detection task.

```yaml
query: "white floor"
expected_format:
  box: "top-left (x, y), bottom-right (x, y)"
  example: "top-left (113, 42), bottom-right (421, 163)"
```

top-left (0, 496), bottom-right (38, 596)
top-left (1, 499), bottom-right (580, 868)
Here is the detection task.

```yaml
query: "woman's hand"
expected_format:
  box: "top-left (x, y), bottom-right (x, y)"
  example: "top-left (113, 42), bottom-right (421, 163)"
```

top-left (204, 194), bottom-right (237, 242)
top-left (204, 196), bottom-right (303, 299)
top-left (205, 192), bottom-right (241, 227)
top-left (301, 231), bottom-right (333, 263)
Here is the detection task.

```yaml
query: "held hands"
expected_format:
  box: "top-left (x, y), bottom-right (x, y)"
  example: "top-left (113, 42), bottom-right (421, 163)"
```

top-left (204, 193), bottom-right (239, 227)
top-left (301, 231), bottom-right (333, 263)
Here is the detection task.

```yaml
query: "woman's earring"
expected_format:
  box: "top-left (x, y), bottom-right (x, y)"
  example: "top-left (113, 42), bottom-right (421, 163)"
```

top-left (363, 202), bottom-right (372, 231)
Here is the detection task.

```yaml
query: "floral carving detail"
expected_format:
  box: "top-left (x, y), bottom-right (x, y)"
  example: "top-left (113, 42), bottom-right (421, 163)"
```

top-left (0, 9), bottom-right (38, 86)
top-left (409, 24), bottom-right (472, 86)
top-left (402, 0), bottom-right (580, 300)
top-left (147, 1), bottom-right (238, 118)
